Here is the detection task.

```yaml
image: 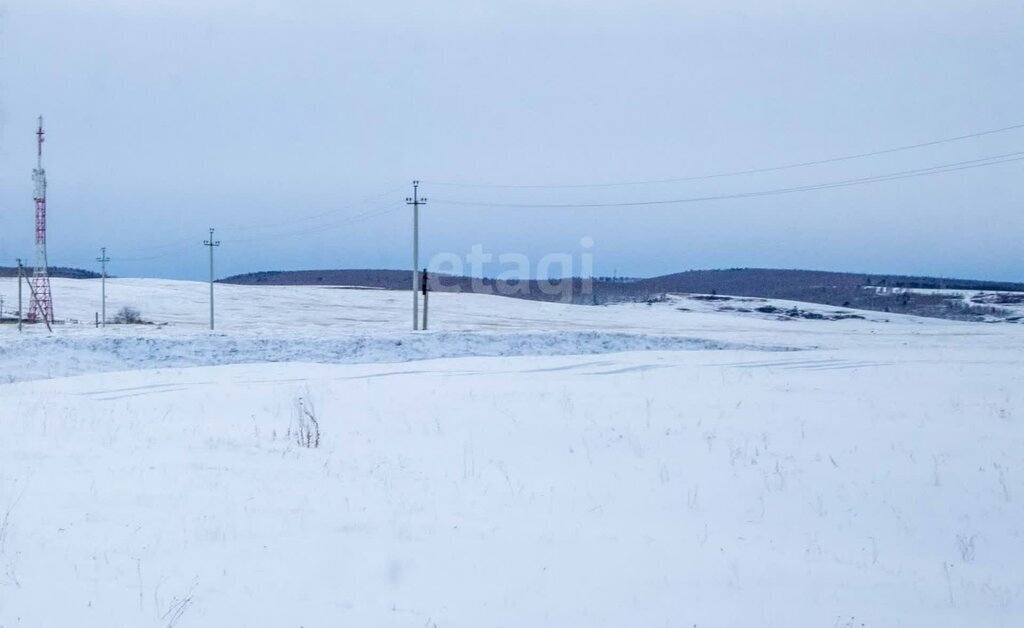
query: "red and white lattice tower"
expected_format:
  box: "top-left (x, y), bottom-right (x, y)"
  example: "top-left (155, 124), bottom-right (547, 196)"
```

top-left (28, 116), bottom-right (54, 324)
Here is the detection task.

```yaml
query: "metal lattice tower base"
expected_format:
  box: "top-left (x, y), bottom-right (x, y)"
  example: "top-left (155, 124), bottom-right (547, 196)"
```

top-left (28, 116), bottom-right (54, 325)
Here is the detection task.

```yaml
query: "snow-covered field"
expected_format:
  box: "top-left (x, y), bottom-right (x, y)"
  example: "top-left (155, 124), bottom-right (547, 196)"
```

top-left (1, 278), bottom-right (1023, 626)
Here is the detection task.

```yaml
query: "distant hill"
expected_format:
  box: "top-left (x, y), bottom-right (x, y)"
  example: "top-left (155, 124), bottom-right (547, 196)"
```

top-left (4, 266), bottom-right (1018, 322)
top-left (221, 267), bottom-right (1024, 322)
top-left (0, 266), bottom-right (101, 279)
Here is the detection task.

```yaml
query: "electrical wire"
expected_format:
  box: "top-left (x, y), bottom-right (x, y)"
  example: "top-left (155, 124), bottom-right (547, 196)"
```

top-left (423, 122), bottom-right (1024, 189)
top-left (68, 130), bottom-right (1024, 267)
top-left (220, 183), bottom-right (405, 232)
top-left (431, 150), bottom-right (1024, 209)
top-left (221, 202), bottom-right (405, 245)
top-left (110, 187), bottom-right (407, 263)
top-left (114, 201), bottom-right (406, 264)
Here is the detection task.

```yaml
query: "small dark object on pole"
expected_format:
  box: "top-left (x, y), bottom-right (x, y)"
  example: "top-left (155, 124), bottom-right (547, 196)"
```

top-left (421, 268), bottom-right (429, 331)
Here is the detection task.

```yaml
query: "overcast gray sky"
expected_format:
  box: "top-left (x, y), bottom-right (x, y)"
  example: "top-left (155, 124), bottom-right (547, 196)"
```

top-left (1, 0), bottom-right (1022, 280)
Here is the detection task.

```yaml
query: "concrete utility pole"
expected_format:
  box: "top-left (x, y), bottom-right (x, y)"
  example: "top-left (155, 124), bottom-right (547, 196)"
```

top-left (16, 258), bottom-right (23, 332)
top-left (203, 228), bottom-right (220, 330)
top-left (406, 181), bottom-right (427, 331)
top-left (96, 247), bottom-right (110, 327)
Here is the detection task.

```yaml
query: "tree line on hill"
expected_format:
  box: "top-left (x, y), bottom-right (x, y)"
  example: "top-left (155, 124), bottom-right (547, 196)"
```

top-left (219, 268), bottom-right (1024, 321)
top-left (0, 266), bottom-right (101, 279)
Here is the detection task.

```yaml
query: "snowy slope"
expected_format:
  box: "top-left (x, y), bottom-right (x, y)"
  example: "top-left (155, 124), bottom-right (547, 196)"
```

top-left (0, 277), bottom-right (1006, 384)
top-left (1, 279), bottom-right (1023, 627)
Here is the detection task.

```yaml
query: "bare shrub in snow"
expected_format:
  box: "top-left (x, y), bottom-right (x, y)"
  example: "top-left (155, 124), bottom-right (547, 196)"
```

top-left (292, 395), bottom-right (321, 448)
top-left (956, 534), bottom-right (976, 562)
top-left (0, 505), bottom-right (10, 554)
top-left (1, 489), bottom-right (24, 557)
top-left (112, 306), bottom-right (144, 324)
top-left (161, 582), bottom-right (196, 627)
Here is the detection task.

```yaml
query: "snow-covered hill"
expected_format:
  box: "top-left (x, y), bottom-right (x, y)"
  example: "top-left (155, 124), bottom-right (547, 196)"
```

top-left (0, 277), bottom-right (994, 383)
top-left (1, 279), bottom-right (1022, 627)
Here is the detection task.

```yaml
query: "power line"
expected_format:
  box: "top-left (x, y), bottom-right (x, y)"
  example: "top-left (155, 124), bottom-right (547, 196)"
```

top-left (431, 150), bottom-right (1024, 209)
top-left (423, 121), bottom-right (1024, 189)
top-left (117, 242), bottom-right (200, 263)
top-left (221, 183), bottom-right (405, 232)
top-left (221, 202), bottom-right (405, 245)
top-left (112, 183), bottom-right (405, 260)
top-left (113, 201), bottom-right (406, 263)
